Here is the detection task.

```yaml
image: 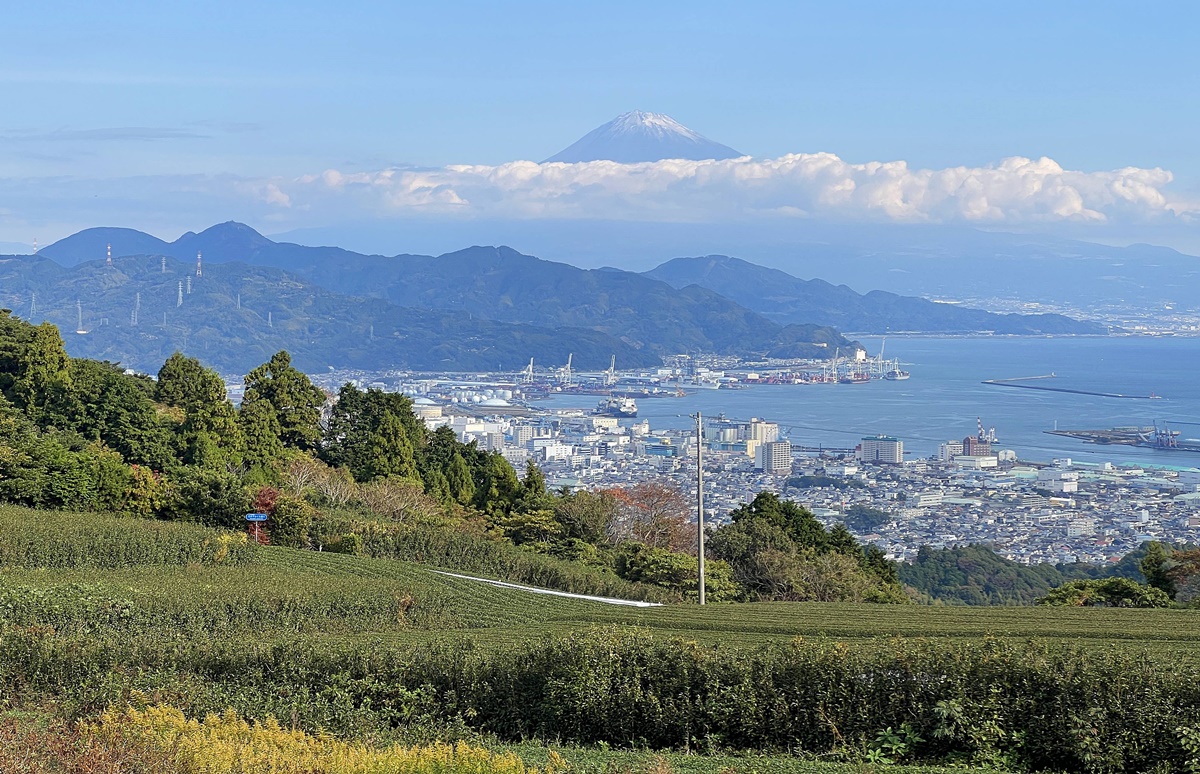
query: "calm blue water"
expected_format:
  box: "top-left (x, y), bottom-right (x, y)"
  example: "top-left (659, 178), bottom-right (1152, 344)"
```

top-left (537, 337), bottom-right (1200, 465)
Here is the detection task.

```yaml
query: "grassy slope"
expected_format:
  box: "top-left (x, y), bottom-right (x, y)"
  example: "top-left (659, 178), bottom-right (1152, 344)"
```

top-left (7, 506), bottom-right (1200, 772)
top-left (4, 505), bottom-right (1200, 662)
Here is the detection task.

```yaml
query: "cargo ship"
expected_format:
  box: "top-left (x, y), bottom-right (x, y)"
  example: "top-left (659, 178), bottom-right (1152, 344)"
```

top-left (593, 396), bottom-right (638, 418)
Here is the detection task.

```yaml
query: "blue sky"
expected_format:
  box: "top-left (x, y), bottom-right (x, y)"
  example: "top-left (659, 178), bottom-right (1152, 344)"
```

top-left (3, 1), bottom-right (1199, 253)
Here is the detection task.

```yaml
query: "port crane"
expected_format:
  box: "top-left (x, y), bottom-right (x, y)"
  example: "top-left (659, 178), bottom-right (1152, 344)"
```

top-left (977, 417), bottom-right (998, 444)
top-left (520, 358), bottom-right (535, 384)
top-left (557, 353), bottom-right (573, 387)
top-left (604, 355), bottom-right (617, 387)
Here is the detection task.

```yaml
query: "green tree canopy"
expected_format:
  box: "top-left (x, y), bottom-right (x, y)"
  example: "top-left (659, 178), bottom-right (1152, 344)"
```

top-left (728, 491), bottom-right (834, 551)
top-left (1037, 577), bottom-right (1170, 608)
top-left (243, 351), bottom-right (326, 452)
top-left (322, 385), bottom-right (423, 482)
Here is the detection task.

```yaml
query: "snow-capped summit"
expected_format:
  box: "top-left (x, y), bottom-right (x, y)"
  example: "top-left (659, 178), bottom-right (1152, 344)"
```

top-left (544, 111), bottom-right (743, 163)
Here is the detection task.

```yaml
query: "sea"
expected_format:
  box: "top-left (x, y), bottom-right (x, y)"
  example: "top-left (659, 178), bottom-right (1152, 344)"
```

top-left (535, 336), bottom-right (1200, 468)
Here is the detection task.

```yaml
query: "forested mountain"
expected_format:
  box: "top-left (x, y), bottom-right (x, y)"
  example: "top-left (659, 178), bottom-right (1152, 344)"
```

top-left (34, 224), bottom-right (858, 361)
top-left (647, 255), bottom-right (1110, 335)
top-left (0, 253), bottom-right (654, 373)
top-left (900, 543), bottom-right (1149, 605)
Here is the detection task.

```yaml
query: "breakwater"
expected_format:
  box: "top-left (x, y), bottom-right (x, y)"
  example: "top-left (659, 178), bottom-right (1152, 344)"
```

top-left (983, 375), bottom-right (1162, 400)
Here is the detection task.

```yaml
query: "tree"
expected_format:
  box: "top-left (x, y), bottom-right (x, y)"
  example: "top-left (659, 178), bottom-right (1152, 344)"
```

top-left (843, 503), bottom-right (893, 533)
top-left (243, 351), bottom-right (326, 452)
top-left (1037, 578), bottom-right (1171, 608)
top-left (239, 396), bottom-right (285, 471)
top-left (155, 352), bottom-right (243, 467)
top-left (357, 478), bottom-right (444, 524)
top-left (475, 452), bottom-right (521, 515)
top-left (322, 385), bottom-right (423, 482)
top-left (1140, 541), bottom-right (1177, 597)
top-left (610, 482), bottom-right (693, 551)
top-left (164, 467), bottom-right (251, 529)
top-left (63, 359), bottom-right (175, 469)
top-left (270, 494), bottom-right (314, 548)
top-left (728, 491), bottom-right (831, 551)
top-left (615, 543), bottom-right (738, 602)
top-left (445, 452), bottom-right (476, 507)
top-left (155, 352), bottom-right (217, 409)
top-left (11, 322), bottom-right (72, 422)
top-left (555, 489), bottom-right (619, 544)
top-left (495, 508), bottom-right (563, 546)
top-left (522, 459), bottom-right (547, 498)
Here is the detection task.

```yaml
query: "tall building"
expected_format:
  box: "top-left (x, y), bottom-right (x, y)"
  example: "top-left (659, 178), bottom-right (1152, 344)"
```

top-left (755, 440), bottom-right (792, 474)
top-left (938, 440), bottom-right (964, 461)
top-left (859, 435), bottom-right (904, 464)
top-left (963, 435), bottom-right (991, 456)
top-left (746, 417), bottom-right (780, 443)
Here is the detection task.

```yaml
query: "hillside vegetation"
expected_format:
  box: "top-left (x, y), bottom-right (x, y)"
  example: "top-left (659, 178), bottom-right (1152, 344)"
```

top-left (7, 309), bottom-right (1200, 771)
top-left (5, 506), bottom-right (1200, 773)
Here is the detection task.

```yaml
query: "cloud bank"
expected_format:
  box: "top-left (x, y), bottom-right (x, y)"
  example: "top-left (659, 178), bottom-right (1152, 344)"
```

top-left (281, 152), bottom-right (1196, 226)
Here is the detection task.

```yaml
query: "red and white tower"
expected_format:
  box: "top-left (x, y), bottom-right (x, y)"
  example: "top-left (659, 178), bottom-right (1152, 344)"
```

top-left (106, 243), bottom-right (112, 266)
top-left (196, 251), bottom-right (202, 277)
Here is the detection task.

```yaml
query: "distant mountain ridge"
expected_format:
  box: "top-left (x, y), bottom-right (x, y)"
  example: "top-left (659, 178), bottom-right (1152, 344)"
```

top-left (544, 111), bottom-right (743, 163)
top-left (646, 255), bottom-right (1109, 335)
top-left (35, 226), bottom-right (859, 361)
top-left (24, 222), bottom-right (1112, 375)
top-left (0, 253), bottom-right (656, 373)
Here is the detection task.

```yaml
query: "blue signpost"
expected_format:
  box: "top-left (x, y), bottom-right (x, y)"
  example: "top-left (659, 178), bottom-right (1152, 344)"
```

top-left (245, 512), bottom-right (268, 543)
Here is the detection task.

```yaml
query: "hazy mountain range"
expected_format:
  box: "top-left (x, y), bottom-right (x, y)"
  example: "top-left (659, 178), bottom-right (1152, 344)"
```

top-left (2, 221), bottom-right (1107, 373)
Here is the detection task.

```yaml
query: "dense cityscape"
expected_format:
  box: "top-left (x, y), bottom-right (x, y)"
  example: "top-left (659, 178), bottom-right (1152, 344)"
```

top-left (300, 359), bottom-right (1200, 569)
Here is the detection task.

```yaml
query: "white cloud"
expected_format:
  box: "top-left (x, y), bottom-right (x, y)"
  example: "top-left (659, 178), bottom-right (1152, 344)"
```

top-left (280, 152), bottom-right (1197, 226)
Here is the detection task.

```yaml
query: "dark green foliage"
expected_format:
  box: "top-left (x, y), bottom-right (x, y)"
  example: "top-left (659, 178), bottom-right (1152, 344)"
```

top-left (238, 395), bottom-right (284, 471)
top-left (1140, 541), bottom-right (1176, 597)
top-left (243, 350), bottom-right (325, 452)
top-left (165, 466), bottom-right (251, 529)
top-left (554, 490), bottom-right (618, 544)
top-left (786, 474), bottom-right (866, 491)
top-left (1037, 577), bottom-right (1172, 608)
top-left (712, 492), bottom-right (905, 602)
top-left (901, 544), bottom-right (1070, 605)
top-left (155, 352), bottom-right (244, 467)
top-left (615, 543), bottom-right (738, 602)
top-left (322, 384), bottom-right (423, 482)
top-left (7, 319), bottom-right (73, 422)
top-left (901, 544), bottom-right (1176, 607)
top-left (445, 453), bottom-right (476, 507)
top-left (269, 494), bottom-right (314, 548)
top-left (154, 351), bottom-right (220, 410)
top-left (0, 403), bottom-right (105, 510)
top-left (728, 491), bottom-right (832, 550)
top-left (842, 503), bottom-right (893, 533)
top-left (474, 452), bottom-right (522, 515)
top-left (61, 359), bottom-right (175, 469)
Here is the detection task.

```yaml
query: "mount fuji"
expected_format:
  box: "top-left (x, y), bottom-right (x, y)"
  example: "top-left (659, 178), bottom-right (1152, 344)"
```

top-left (544, 110), bottom-right (743, 163)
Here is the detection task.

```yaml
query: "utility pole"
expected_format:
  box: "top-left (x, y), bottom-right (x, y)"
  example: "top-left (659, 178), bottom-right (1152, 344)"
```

top-left (695, 411), bottom-right (706, 605)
